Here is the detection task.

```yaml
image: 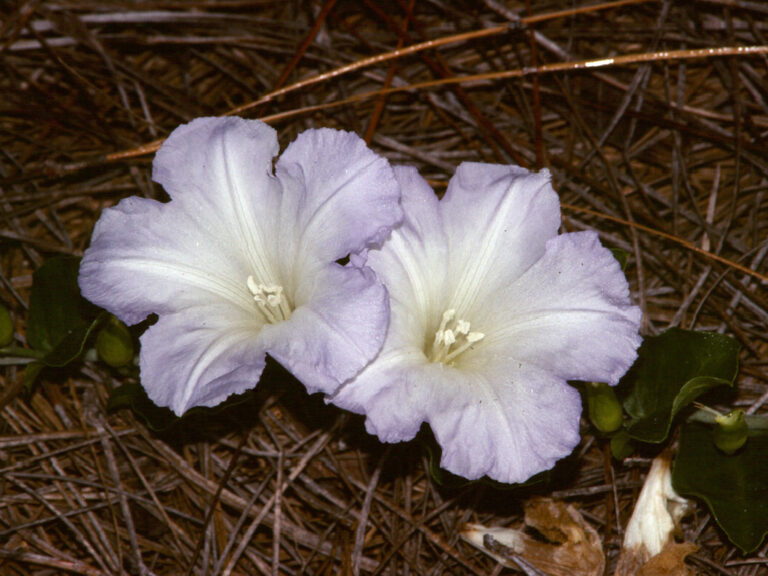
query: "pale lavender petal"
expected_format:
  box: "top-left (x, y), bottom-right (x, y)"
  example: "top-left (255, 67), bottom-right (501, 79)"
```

top-left (153, 116), bottom-right (288, 286)
top-left (329, 167), bottom-right (451, 426)
top-left (138, 303), bottom-right (266, 415)
top-left (79, 195), bottom-right (255, 327)
top-left (276, 128), bottom-right (402, 264)
top-left (440, 163), bottom-right (561, 314)
top-left (153, 117), bottom-right (282, 236)
top-left (334, 351), bottom-right (582, 483)
top-left (330, 348), bottom-right (431, 443)
top-left (429, 363), bottom-right (582, 483)
top-left (260, 264), bottom-right (390, 395)
top-left (80, 117), bottom-right (290, 326)
top-left (471, 231), bottom-right (642, 385)
top-left (363, 166), bottom-right (450, 348)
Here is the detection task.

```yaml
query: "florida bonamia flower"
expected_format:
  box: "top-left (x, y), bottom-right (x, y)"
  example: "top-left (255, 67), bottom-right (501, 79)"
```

top-left (79, 117), bottom-right (402, 415)
top-left (330, 163), bottom-right (642, 483)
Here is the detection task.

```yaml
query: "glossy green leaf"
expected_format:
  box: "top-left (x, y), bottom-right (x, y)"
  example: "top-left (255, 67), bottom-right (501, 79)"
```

top-left (620, 328), bottom-right (740, 443)
top-left (673, 421), bottom-right (768, 553)
top-left (27, 256), bottom-right (98, 352)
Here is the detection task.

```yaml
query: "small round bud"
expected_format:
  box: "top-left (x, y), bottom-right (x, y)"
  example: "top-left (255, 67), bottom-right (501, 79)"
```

top-left (0, 304), bottom-right (13, 347)
top-left (96, 317), bottom-right (134, 367)
top-left (586, 381), bottom-right (624, 433)
top-left (610, 430), bottom-right (635, 460)
top-left (713, 409), bottom-right (748, 455)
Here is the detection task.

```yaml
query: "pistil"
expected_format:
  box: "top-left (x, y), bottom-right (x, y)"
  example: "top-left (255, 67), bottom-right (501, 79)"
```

top-left (429, 308), bottom-right (484, 364)
top-left (247, 276), bottom-right (292, 323)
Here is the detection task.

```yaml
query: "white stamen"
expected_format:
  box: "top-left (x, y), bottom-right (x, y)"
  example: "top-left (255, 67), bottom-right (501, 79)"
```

top-left (246, 275), bottom-right (260, 296)
top-left (466, 332), bottom-right (484, 343)
top-left (429, 309), bottom-right (485, 364)
top-left (247, 275), bottom-right (291, 323)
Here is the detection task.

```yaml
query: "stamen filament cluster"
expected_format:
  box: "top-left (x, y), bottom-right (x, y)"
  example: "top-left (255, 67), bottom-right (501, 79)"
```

top-left (247, 276), bottom-right (292, 323)
top-left (429, 308), bottom-right (484, 364)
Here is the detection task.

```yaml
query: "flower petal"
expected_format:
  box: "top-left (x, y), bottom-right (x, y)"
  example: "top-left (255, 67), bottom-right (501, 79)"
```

top-left (276, 128), bottom-right (402, 264)
top-left (364, 166), bottom-right (450, 343)
top-left (472, 231), bottom-right (642, 385)
top-left (260, 263), bottom-right (390, 395)
top-left (331, 348), bottom-right (434, 443)
top-left (153, 117), bottom-right (287, 285)
top-left (440, 163), bottom-right (561, 315)
top-left (430, 363), bottom-right (582, 483)
top-left (138, 303), bottom-right (266, 415)
top-left (335, 351), bottom-right (582, 483)
top-left (153, 117), bottom-right (281, 234)
top-left (80, 117), bottom-right (290, 326)
top-left (79, 195), bottom-right (256, 327)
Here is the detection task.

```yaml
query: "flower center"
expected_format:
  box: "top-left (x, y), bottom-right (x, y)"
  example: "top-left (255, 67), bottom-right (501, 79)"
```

top-left (428, 308), bottom-right (484, 364)
top-left (247, 276), bottom-right (292, 323)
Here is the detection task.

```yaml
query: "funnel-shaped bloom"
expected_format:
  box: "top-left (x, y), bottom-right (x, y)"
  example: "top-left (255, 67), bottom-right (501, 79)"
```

top-left (331, 163), bottom-right (641, 483)
top-left (80, 117), bottom-right (402, 415)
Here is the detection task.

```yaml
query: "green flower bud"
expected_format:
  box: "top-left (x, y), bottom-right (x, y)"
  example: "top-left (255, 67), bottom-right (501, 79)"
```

top-left (610, 429), bottom-right (635, 460)
top-left (586, 381), bottom-right (624, 433)
top-left (0, 304), bottom-right (13, 347)
top-left (713, 409), bottom-right (748, 455)
top-left (96, 317), bottom-right (134, 367)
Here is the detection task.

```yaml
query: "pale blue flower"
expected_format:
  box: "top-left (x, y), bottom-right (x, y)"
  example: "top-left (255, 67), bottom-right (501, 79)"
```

top-left (331, 163), bottom-right (642, 483)
top-left (80, 117), bottom-right (402, 415)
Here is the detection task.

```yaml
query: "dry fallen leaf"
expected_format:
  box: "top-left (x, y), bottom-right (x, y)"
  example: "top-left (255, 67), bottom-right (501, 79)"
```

top-left (461, 497), bottom-right (604, 576)
top-left (637, 542), bottom-right (699, 576)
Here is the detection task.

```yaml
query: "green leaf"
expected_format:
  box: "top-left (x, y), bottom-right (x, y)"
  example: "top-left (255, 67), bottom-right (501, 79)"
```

top-left (673, 421), bottom-right (768, 553)
top-left (41, 313), bottom-right (106, 368)
top-left (27, 256), bottom-right (98, 352)
top-left (24, 312), bottom-right (107, 389)
top-left (620, 328), bottom-right (740, 443)
top-left (24, 256), bottom-right (106, 389)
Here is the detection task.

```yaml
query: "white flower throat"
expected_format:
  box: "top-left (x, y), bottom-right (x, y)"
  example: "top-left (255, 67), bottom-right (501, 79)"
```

top-left (247, 276), bottom-right (292, 323)
top-left (429, 308), bottom-right (484, 364)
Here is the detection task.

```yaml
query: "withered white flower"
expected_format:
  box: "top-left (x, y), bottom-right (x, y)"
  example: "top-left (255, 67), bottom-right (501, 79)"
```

top-left (615, 451), bottom-right (693, 575)
top-left (331, 163), bottom-right (642, 483)
top-left (80, 117), bottom-right (402, 415)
